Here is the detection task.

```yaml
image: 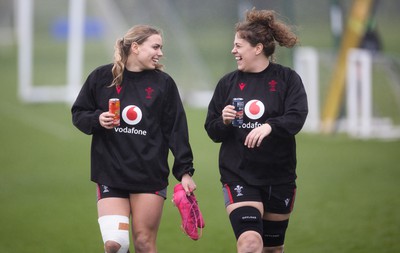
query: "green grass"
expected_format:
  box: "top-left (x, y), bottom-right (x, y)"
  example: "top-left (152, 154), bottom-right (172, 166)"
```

top-left (1, 7), bottom-right (400, 251)
top-left (1, 98), bottom-right (399, 252)
top-left (1, 54), bottom-right (399, 251)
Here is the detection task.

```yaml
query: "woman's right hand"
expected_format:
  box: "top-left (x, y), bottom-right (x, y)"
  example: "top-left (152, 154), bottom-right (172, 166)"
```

top-left (222, 105), bottom-right (237, 125)
top-left (99, 112), bottom-right (115, 129)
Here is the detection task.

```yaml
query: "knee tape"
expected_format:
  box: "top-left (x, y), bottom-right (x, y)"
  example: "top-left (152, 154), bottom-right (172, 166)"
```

top-left (98, 215), bottom-right (130, 253)
top-left (262, 219), bottom-right (289, 247)
top-left (229, 206), bottom-right (262, 240)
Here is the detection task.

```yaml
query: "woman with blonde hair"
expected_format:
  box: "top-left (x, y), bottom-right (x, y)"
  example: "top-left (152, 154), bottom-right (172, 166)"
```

top-left (72, 25), bottom-right (197, 253)
top-left (205, 9), bottom-right (308, 253)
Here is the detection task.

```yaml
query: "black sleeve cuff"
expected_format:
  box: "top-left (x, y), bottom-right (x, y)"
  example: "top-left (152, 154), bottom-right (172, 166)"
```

top-left (178, 167), bottom-right (195, 181)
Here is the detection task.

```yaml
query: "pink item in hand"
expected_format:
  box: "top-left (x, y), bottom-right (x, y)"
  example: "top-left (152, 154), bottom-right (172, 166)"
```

top-left (172, 183), bottom-right (205, 240)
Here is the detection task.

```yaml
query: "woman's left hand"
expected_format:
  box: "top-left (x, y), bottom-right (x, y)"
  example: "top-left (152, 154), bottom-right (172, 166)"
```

top-left (244, 123), bottom-right (272, 148)
top-left (181, 174), bottom-right (197, 196)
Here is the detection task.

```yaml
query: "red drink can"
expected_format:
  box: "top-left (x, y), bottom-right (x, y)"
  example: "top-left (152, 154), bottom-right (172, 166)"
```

top-left (109, 98), bottom-right (120, 126)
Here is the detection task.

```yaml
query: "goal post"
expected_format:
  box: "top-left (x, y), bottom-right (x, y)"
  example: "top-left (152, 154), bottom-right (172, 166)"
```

top-left (294, 47), bottom-right (320, 133)
top-left (16, 0), bottom-right (85, 104)
top-left (346, 48), bottom-right (372, 138)
top-left (320, 0), bottom-right (374, 133)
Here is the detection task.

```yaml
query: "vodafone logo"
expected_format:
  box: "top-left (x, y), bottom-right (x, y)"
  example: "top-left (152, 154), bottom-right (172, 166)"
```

top-left (244, 100), bottom-right (265, 120)
top-left (122, 105), bottom-right (142, 125)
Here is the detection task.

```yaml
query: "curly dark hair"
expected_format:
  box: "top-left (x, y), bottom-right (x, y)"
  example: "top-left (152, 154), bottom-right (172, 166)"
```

top-left (235, 8), bottom-right (298, 59)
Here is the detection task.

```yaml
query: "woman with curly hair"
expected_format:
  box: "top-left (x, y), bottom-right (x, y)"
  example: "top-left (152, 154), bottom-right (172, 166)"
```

top-left (205, 9), bottom-right (308, 253)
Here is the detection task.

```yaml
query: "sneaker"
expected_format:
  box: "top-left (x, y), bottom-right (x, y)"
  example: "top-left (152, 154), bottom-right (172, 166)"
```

top-left (172, 183), bottom-right (205, 240)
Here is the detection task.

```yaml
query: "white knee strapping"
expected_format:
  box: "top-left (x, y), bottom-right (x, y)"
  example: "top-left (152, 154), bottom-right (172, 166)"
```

top-left (98, 215), bottom-right (130, 253)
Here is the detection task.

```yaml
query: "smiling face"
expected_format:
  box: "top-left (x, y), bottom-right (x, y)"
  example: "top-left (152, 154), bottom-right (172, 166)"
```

top-left (128, 34), bottom-right (163, 71)
top-left (231, 32), bottom-right (268, 73)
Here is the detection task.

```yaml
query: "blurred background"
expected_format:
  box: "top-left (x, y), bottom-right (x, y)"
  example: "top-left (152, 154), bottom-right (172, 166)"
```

top-left (1, 0), bottom-right (399, 252)
top-left (3, 0), bottom-right (400, 136)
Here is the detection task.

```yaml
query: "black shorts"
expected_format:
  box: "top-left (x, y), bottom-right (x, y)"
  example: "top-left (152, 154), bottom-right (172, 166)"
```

top-left (223, 181), bottom-right (296, 214)
top-left (96, 184), bottom-right (167, 201)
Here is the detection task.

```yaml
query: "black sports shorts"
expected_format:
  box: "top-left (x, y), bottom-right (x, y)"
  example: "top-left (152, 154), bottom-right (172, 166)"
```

top-left (96, 184), bottom-right (167, 201)
top-left (223, 181), bottom-right (296, 214)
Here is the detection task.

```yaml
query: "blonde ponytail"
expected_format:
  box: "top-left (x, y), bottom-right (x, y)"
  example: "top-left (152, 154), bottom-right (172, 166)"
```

top-left (110, 25), bottom-right (163, 88)
top-left (110, 38), bottom-right (128, 87)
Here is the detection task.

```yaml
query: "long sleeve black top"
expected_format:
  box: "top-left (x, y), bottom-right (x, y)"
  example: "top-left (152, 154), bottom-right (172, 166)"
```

top-left (72, 64), bottom-right (194, 192)
top-left (205, 63), bottom-right (308, 186)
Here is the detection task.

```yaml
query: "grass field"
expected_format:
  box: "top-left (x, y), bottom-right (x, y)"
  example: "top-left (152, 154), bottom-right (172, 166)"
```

top-left (1, 45), bottom-right (400, 252)
top-left (1, 103), bottom-right (400, 252)
top-left (1, 4), bottom-right (400, 250)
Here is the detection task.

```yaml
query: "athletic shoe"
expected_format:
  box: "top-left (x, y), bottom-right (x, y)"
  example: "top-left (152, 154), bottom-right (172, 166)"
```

top-left (172, 183), bottom-right (205, 240)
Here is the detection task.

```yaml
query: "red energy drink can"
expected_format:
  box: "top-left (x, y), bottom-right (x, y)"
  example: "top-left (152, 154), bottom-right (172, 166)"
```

top-left (108, 98), bottom-right (120, 126)
top-left (232, 98), bottom-right (244, 127)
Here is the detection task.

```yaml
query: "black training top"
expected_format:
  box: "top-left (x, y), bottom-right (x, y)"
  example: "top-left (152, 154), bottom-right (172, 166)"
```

top-left (72, 64), bottom-right (194, 192)
top-left (205, 63), bottom-right (308, 186)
